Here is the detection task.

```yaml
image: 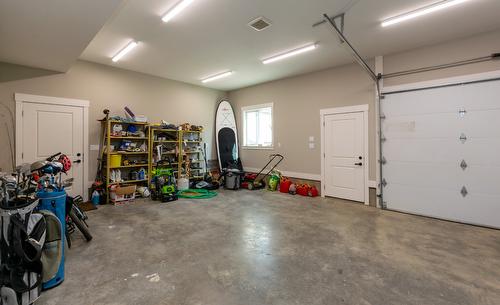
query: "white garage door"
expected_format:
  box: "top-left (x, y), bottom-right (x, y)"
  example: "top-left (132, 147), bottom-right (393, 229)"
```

top-left (381, 79), bottom-right (500, 229)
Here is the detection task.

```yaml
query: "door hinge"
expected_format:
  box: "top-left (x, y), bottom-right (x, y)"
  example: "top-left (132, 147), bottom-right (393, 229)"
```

top-left (22, 110), bottom-right (24, 117)
top-left (21, 152), bottom-right (24, 159)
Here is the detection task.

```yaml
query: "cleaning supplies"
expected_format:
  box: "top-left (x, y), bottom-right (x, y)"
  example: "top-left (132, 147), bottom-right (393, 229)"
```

top-left (91, 190), bottom-right (100, 206)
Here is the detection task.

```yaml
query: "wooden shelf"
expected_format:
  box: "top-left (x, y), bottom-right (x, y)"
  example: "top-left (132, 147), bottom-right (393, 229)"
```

top-left (109, 164), bottom-right (149, 169)
top-left (109, 179), bottom-right (148, 185)
top-left (107, 151), bottom-right (148, 155)
top-left (154, 140), bottom-right (178, 143)
top-left (109, 120), bottom-right (149, 125)
top-left (110, 136), bottom-right (148, 140)
top-left (152, 129), bottom-right (178, 132)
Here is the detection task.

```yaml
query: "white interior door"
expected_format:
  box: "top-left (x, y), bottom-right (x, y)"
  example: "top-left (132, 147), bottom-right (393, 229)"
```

top-left (382, 79), bottom-right (500, 228)
top-left (20, 102), bottom-right (85, 198)
top-left (324, 112), bottom-right (365, 202)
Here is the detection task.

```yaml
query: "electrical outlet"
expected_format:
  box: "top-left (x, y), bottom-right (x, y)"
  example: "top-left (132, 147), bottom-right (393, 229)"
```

top-left (309, 136), bottom-right (314, 142)
top-left (309, 143), bottom-right (315, 149)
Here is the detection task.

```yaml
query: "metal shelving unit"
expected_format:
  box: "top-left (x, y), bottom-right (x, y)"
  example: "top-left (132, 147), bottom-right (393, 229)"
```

top-left (149, 127), bottom-right (204, 182)
top-left (102, 120), bottom-right (151, 204)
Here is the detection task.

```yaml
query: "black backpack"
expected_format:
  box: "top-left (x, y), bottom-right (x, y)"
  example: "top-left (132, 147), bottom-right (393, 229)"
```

top-left (1, 197), bottom-right (46, 305)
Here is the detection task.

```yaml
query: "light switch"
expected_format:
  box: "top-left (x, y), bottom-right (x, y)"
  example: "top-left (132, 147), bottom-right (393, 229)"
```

top-left (90, 144), bottom-right (100, 151)
top-left (309, 136), bottom-right (314, 142)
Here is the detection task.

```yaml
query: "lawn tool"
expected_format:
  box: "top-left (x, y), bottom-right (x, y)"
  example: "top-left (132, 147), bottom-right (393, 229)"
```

top-left (151, 159), bottom-right (178, 202)
top-left (242, 154), bottom-right (284, 190)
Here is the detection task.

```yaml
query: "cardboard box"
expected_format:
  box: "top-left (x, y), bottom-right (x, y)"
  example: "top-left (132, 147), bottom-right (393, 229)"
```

top-left (110, 185), bottom-right (136, 205)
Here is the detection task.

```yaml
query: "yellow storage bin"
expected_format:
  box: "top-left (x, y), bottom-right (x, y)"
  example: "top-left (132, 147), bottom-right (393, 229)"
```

top-left (110, 155), bottom-right (122, 168)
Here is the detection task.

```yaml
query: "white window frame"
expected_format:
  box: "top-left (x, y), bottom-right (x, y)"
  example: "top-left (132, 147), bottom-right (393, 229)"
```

top-left (241, 103), bottom-right (274, 150)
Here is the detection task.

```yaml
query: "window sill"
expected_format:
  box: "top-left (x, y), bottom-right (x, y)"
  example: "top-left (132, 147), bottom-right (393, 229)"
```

top-left (242, 146), bottom-right (274, 150)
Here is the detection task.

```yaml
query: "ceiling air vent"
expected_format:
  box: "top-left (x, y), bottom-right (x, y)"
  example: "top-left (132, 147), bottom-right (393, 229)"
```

top-left (248, 17), bottom-right (272, 31)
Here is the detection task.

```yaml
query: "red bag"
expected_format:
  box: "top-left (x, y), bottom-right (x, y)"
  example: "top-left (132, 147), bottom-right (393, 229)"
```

top-left (279, 177), bottom-right (292, 193)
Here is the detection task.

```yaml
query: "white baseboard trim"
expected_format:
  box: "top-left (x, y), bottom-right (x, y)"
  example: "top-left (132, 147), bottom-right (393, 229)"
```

top-left (244, 167), bottom-right (321, 181)
top-left (368, 180), bottom-right (378, 188)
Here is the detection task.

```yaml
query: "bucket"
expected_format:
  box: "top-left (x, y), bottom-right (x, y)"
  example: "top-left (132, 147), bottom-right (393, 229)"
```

top-left (178, 177), bottom-right (189, 191)
top-left (110, 155), bottom-right (122, 168)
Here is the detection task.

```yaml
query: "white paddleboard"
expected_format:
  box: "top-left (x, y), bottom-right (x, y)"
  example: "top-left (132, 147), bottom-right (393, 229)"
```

top-left (215, 100), bottom-right (239, 170)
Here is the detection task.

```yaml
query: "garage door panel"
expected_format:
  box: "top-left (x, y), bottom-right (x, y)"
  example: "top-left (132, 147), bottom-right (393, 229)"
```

top-left (382, 83), bottom-right (500, 117)
top-left (383, 86), bottom-right (466, 116)
top-left (383, 162), bottom-right (500, 196)
top-left (383, 110), bottom-right (500, 139)
top-left (383, 138), bottom-right (500, 166)
top-left (384, 184), bottom-right (500, 229)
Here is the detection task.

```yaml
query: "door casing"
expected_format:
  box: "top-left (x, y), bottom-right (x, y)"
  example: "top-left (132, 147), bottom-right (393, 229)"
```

top-left (320, 104), bottom-right (369, 205)
top-left (15, 93), bottom-right (90, 201)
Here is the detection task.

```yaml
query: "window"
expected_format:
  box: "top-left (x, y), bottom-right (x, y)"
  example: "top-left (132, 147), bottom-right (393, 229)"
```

top-left (242, 103), bottom-right (273, 148)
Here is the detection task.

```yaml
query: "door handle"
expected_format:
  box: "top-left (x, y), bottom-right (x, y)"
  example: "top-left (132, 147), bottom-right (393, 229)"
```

top-left (73, 159), bottom-right (82, 164)
top-left (355, 162), bottom-right (363, 166)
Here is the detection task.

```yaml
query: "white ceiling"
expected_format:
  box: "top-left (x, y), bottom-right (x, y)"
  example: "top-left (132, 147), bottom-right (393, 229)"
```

top-left (7, 0), bottom-right (500, 90)
top-left (80, 0), bottom-right (500, 91)
top-left (0, 0), bottom-right (125, 72)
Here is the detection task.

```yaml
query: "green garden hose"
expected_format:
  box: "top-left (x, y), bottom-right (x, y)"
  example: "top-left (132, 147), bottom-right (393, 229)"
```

top-left (178, 189), bottom-right (217, 199)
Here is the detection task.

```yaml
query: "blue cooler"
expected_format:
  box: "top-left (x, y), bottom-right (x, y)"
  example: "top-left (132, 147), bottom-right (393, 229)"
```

top-left (37, 190), bottom-right (66, 289)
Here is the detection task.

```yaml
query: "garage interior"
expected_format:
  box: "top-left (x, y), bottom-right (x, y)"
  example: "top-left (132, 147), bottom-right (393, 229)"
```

top-left (1, 0), bottom-right (500, 305)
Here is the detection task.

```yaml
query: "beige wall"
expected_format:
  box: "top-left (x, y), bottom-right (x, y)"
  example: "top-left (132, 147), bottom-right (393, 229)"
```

top-left (383, 29), bottom-right (500, 87)
top-left (0, 60), bottom-right (226, 178)
top-left (228, 28), bottom-right (500, 182)
top-left (228, 63), bottom-right (377, 180)
top-left (2, 28), bottom-right (499, 183)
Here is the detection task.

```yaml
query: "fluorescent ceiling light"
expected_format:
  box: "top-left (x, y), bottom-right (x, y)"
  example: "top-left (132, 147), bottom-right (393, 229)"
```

top-left (112, 41), bottom-right (138, 62)
top-left (162, 0), bottom-right (195, 23)
top-left (262, 43), bottom-right (318, 64)
top-left (201, 71), bottom-right (233, 83)
top-left (381, 0), bottom-right (471, 27)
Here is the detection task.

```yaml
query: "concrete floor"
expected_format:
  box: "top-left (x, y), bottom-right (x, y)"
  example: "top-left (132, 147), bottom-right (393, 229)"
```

top-left (38, 190), bottom-right (500, 305)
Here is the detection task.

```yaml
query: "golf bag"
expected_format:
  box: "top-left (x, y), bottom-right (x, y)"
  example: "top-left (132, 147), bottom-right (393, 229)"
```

top-left (0, 199), bottom-right (46, 305)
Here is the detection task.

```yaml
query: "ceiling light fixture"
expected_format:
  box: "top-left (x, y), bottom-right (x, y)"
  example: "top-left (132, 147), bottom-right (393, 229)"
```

top-left (381, 0), bottom-right (472, 27)
top-left (262, 43), bottom-right (318, 64)
top-left (201, 71), bottom-right (233, 83)
top-left (112, 41), bottom-right (138, 62)
top-left (162, 0), bottom-right (195, 23)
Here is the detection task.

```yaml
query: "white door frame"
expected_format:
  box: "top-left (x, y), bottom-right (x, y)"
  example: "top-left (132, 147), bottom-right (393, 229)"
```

top-left (320, 104), bottom-right (369, 205)
top-left (15, 93), bottom-right (90, 201)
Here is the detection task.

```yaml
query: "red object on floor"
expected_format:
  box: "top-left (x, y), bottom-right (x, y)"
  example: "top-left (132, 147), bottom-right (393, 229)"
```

top-left (279, 178), bottom-right (292, 193)
top-left (296, 184), bottom-right (310, 196)
top-left (244, 173), bottom-right (257, 180)
top-left (308, 186), bottom-right (319, 197)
